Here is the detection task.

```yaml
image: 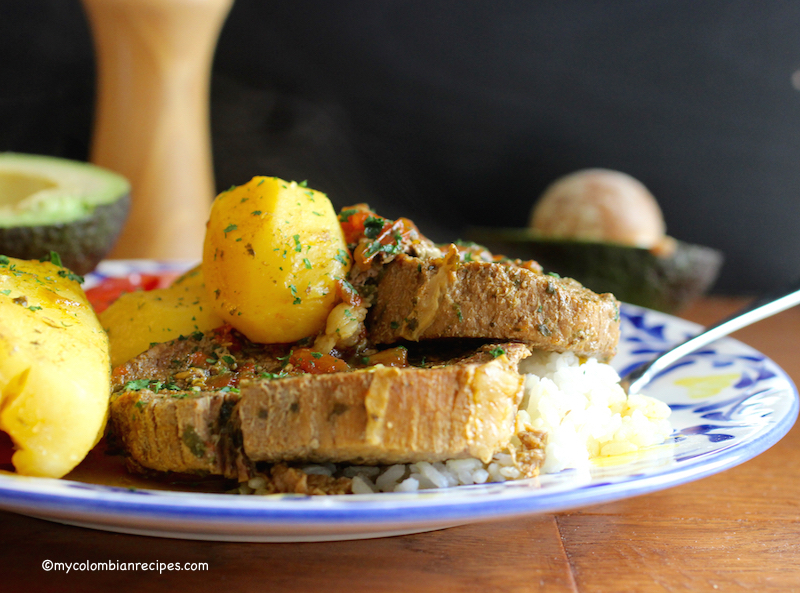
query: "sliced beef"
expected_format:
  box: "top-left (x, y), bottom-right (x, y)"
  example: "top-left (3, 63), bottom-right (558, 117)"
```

top-left (109, 325), bottom-right (291, 479)
top-left (109, 342), bottom-right (531, 477)
top-left (111, 325), bottom-right (291, 393)
top-left (110, 389), bottom-right (248, 479)
top-left (367, 249), bottom-right (621, 361)
top-left (238, 342), bottom-right (531, 466)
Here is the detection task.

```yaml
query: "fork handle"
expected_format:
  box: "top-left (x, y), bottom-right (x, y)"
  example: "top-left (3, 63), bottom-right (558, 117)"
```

top-left (625, 277), bottom-right (800, 394)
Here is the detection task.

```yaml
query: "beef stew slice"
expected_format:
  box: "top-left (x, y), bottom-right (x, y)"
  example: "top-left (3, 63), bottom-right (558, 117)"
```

top-left (109, 343), bottom-right (530, 476)
top-left (368, 253), bottom-right (621, 361)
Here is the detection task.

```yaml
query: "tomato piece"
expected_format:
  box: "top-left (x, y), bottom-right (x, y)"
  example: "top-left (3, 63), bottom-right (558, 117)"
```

top-left (111, 365), bottom-right (130, 384)
top-left (211, 324), bottom-right (243, 353)
top-left (362, 346), bottom-right (409, 368)
top-left (237, 361), bottom-right (256, 378)
top-left (336, 279), bottom-right (362, 307)
top-left (207, 372), bottom-right (237, 389)
top-left (354, 217), bottom-right (422, 270)
top-left (288, 348), bottom-right (350, 374)
top-left (189, 351), bottom-right (209, 368)
top-left (340, 210), bottom-right (372, 245)
top-left (85, 273), bottom-right (173, 313)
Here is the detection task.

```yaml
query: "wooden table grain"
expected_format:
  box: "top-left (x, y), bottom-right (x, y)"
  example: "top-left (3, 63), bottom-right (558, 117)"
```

top-left (3, 297), bottom-right (799, 592)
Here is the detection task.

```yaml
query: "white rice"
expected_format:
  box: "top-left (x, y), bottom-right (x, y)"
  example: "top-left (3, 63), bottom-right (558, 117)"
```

top-left (240, 351), bottom-right (673, 495)
top-left (518, 350), bottom-right (672, 474)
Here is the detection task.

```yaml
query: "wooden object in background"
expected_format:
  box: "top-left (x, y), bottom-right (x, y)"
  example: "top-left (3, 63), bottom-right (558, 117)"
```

top-left (81, 0), bottom-right (233, 260)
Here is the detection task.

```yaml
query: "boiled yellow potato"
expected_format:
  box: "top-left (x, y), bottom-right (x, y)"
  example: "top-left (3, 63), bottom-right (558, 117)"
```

top-left (202, 177), bottom-right (350, 343)
top-left (0, 255), bottom-right (110, 478)
top-left (100, 265), bottom-right (224, 367)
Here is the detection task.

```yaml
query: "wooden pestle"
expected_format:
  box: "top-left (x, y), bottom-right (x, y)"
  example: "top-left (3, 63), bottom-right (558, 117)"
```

top-left (82, 0), bottom-right (234, 260)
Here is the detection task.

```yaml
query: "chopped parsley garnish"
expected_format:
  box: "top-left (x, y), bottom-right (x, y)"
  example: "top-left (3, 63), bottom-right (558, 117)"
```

top-left (221, 355), bottom-right (236, 366)
top-left (288, 284), bottom-right (301, 305)
top-left (251, 210), bottom-right (262, 216)
top-left (311, 352), bottom-right (323, 359)
top-left (0, 255), bottom-right (9, 266)
top-left (334, 249), bottom-right (350, 265)
top-left (293, 234), bottom-right (302, 252)
top-left (37, 251), bottom-right (84, 283)
top-left (124, 379), bottom-right (152, 391)
top-left (453, 303), bottom-right (463, 322)
top-left (223, 224), bottom-right (237, 237)
top-left (489, 347), bottom-right (506, 358)
top-left (364, 239), bottom-right (402, 258)
top-left (338, 277), bottom-right (357, 294)
top-left (303, 258), bottom-right (312, 270)
top-left (42, 251), bottom-right (63, 267)
top-left (261, 371), bottom-right (289, 380)
top-left (338, 208), bottom-right (359, 222)
top-left (57, 268), bottom-right (84, 283)
top-left (363, 216), bottom-right (385, 239)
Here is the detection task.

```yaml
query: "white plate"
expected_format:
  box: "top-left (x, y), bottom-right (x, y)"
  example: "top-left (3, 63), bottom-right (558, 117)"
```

top-left (0, 261), bottom-right (796, 542)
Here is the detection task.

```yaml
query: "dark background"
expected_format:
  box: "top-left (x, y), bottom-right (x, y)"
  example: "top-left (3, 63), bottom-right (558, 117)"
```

top-left (3, 0), bottom-right (800, 294)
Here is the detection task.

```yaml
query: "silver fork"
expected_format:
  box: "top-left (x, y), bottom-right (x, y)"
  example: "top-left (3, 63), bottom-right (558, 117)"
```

top-left (622, 278), bottom-right (800, 394)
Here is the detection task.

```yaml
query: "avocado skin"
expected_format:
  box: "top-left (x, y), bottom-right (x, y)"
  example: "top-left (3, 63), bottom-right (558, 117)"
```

top-left (466, 228), bottom-right (723, 313)
top-left (0, 192), bottom-right (130, 275)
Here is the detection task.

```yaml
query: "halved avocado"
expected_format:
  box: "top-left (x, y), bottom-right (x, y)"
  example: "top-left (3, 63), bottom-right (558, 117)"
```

top-left (466, 227), bottom-right (723, 313)
top-left (0, 153), bottom-right (130, 274)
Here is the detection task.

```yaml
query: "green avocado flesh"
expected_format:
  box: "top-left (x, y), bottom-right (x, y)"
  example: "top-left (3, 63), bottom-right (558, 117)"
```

top-left (0, 153), bottom-right (130, 274)
top-left (466, 227), bottom-right (724, 313)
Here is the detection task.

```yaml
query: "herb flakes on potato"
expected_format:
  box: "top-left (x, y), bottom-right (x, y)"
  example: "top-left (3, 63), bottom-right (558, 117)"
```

top-left (0, 253), bottom-right (111, 478)
top-left (202, 177), bottom-right (351, 344)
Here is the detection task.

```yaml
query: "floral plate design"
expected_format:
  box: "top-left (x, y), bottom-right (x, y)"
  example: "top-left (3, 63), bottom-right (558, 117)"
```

top-left (0, 260), bottom-right (796, 542)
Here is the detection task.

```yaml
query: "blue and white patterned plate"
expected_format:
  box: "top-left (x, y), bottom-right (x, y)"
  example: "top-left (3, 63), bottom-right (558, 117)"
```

top-left (0, 261), bottom-right (796, 542)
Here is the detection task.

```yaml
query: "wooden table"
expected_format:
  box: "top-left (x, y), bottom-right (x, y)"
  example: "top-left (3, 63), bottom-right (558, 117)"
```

top-left (3, 297), bottom-right (799, 592)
